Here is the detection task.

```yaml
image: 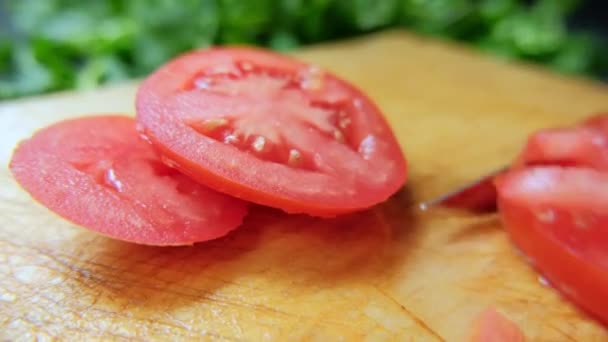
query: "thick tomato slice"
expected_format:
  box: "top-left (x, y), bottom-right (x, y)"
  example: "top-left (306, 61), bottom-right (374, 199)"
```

top-left (496, 167), bottom-right (608, 324)
top-left (9, 115), bottom-right (248, 246)
top-left (583, 112), bottom-right (608, 134)
top-left (514, 125), bottom-right (608, 171)
top-left (135, 47), bottom-right (407, 216)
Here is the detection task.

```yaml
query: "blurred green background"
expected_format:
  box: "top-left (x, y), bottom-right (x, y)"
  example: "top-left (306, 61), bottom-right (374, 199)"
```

top-left (1, 0), bottom-right (607, 100)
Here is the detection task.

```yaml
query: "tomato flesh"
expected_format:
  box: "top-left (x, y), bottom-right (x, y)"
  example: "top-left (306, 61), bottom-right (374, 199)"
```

top-left (515, 126), bottom-right (608, 171)
top-left (583, 112), bottom-right (608, 135)
top-left (495, 114), bottom-right (608, 325)
top-left (136, 47), bottom-right (407, 216)
top-left (9, 115), bottom-right (248, 246)
top-left (496, 167), bottom-right (608, 324)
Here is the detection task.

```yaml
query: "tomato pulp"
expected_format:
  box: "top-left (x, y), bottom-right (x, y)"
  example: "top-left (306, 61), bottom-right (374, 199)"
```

top-left (9, 115), bottom-right (248, 246)
top-left (496, 115), bottom-right (608, 324)
top-left (136, 47), bottom-right (407, 216)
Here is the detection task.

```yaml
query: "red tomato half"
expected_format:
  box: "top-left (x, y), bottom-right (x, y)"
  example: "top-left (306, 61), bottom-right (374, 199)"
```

top-left (496, 167), bottom-right (608, 324)
top-left (135, 47), bottom-right (407, 216)
top-left (9, 115), bottom-right (248, 246)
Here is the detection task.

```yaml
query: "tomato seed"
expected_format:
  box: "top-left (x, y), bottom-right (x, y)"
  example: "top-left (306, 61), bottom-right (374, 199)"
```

top-left (239, 61), bottom-right (254, 71)
top-left (288, 149), bottom-right (302, 167)
top-left (252, 136), bottom-right (266, 152)
top-left (199, 118), bottom-right (228, 133)
top-left (300, 66), bottom-right (323, 91)
top-left (333, 130), bottom-right (345, 143)
top-left (536, 209), bottom-right (556, 223)
top-left (104, 168), bottom-right (124, 192)
top-left (339, 116), bottom-right (352, 130)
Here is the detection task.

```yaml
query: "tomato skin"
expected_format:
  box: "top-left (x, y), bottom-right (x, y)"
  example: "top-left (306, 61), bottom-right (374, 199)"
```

top-left (496, 167), bottom-right (608, 324)
top-left (497, 115), bottom-right (608, 325)
top-left (583, 112), bottom-right (608, 134)
top-left (469, 308), bottom-right (525, 342)
top-left (135, 47), bottom-right (407, 216)
top-left (9, 115), bottom-right (248, 246)
top-left (514, 126), bottom-right (608, 171)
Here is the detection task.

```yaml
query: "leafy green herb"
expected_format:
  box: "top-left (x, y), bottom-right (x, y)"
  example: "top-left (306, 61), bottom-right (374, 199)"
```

top-left (0, 0), bottom-right (605, 100)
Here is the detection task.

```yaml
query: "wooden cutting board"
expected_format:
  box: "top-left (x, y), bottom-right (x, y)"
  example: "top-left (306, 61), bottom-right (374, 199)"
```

top-left (2, 30), bottom-right (608, 341)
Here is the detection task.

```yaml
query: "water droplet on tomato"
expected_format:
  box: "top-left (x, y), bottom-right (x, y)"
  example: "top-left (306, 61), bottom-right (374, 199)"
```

top-left (224, 134), bottom-right (238, 144)
top-left (358, 134), bottom-right (376, 160)
top-left (105, 168), bottom-right (124, 192)
top-left (252, 136), bottom-right (266, 152)
top-left (536, 209), bottom-right (555, 223)
top-left (353, 98), bottom-right (363, 109)
top-left (194, 77), bottom-right (212, 90)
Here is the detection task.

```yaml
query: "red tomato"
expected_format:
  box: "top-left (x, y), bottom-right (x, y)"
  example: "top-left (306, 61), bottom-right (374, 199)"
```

top-left (469, 308), bottom-right (525, 342)
top-left (583, 112), bottom-right (608, 134)
top-left (135, 47), bottom-right (407, 216)
top-left (9, 115), bottom-right (248, 246)
top-left (426, 116), bottom-right (608, 213)
top-left (496, 167), bottom-right (608, 324)
top-left (514, 126), bottom-right (608, 171)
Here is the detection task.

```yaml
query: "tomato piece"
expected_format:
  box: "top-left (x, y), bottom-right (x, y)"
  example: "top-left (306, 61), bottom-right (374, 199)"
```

top-left (469, 308), bottom-right (525, 342)
top-left (9, 115), bottom-right (248, 246)
top-left (135, 47), bottom-right (407, 216)
top-left (496, 167), bottom-right (608, 324)
top-left (583, 112), bottom-right (608, 135)
top-left (514, 126), bottom-right (608, 171)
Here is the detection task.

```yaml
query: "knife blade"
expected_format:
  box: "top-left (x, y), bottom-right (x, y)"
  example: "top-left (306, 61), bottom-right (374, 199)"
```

top-left (418, 166), bottom-right (508, 212)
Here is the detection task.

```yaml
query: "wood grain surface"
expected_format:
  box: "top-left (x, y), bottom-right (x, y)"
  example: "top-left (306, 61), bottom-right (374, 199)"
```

top-left (2, 30), bottom-right (608, 341)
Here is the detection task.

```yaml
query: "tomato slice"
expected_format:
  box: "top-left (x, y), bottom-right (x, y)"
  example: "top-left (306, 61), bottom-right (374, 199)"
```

top-left (9, 115), bottom-right (248, 246)
top-left (135, 47), bottom-right (407, 216)
top-left (469, 308), bottom-right (525, 342)
top-left (496, 167), bottom-right (608, 324)
top-left (583, 112), bottom-right (608, 135)
top-left (514, 126), bottom-right (608, 171)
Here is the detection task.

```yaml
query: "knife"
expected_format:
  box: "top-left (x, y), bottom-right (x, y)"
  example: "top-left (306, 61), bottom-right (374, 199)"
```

top-left (418, 166), bottom-right (508, 212)
top-left (420, 112), bottom-right (608, 212)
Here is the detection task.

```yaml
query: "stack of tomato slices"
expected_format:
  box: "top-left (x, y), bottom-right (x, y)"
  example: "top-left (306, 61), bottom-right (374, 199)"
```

top-left (9, 47), bottom-right (408, 246)
top-left (495, 113), bottom-right (608, 325)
